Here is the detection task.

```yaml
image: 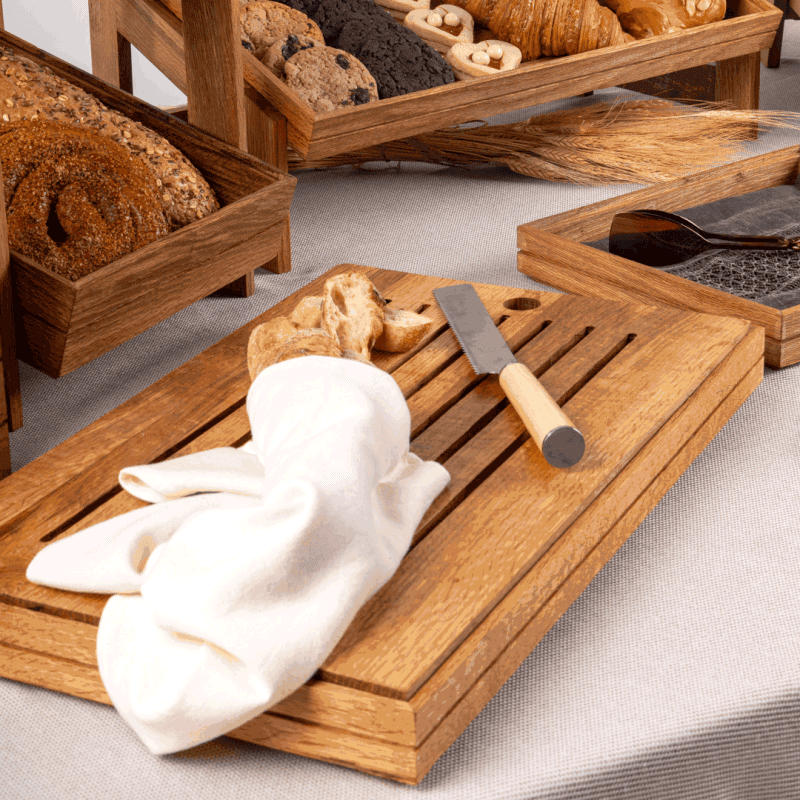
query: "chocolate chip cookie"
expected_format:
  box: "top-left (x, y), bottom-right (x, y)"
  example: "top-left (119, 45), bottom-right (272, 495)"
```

top-left (262, 33), bottom-right (319, 76)
top-left (240, 0), bottom-right (324, 60)
top-left (283, 46), bottom-right (378, 113)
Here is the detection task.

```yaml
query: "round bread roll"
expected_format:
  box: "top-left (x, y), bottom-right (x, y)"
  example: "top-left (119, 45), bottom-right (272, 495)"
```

top-left (275, 328), bottom-right (343, 363)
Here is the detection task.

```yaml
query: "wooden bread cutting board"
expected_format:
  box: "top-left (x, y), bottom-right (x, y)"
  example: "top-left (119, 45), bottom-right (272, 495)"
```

top-left (0, 265), bottom-right (764, 783)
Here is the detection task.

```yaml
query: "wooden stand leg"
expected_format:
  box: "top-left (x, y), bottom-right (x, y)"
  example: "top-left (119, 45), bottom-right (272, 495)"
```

top-left (245, 87), bottom-right (292, 274)
top-left (716, 51), bottom-right (760, 139)
top-left (182, 0), bottom-right (255, 297)
top-left (763, 0), bottom-right (788, 68)
top-left (88, 0), bottom-right (133, 93)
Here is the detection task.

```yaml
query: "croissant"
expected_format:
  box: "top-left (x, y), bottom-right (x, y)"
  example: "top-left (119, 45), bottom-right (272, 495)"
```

top-left (448, 0), bottom-right (629, 59)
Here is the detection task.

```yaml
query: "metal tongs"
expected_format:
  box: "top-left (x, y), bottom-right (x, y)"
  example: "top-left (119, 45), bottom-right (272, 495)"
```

top-left (608, 209), bottom-right (800, 267)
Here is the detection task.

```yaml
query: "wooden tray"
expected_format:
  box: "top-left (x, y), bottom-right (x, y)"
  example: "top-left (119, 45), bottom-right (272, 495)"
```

top-left (517, 146), bottom-right (800, 369)
top-left (0, 28), bottom-right (296, 378)
top-left (104, 0), bottom-right (780, 160)
top-left (0, 265), bottom-right (764, 783)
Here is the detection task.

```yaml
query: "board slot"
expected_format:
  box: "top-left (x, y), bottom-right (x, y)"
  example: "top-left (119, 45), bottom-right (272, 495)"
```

top-left (411, 426), bottom-right (526, 546)
top-left (408, 318), bottom-right (552, 439)
top-left (39, 485), bottom-right (123, 543)
top-left (152, 397), bottom-right (248, 464)
top-left (381, 320), bottom-right (451, 380)
top-left (409, 327), bottom-right (645, 544)
top-left (530, 326), bottom-right (594, 378)
top-left (558, 333), bottom-right (638, 406)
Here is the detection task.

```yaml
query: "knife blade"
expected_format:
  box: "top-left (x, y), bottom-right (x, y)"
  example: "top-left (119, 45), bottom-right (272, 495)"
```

top-left (434, 284), bottom-right (585, 469)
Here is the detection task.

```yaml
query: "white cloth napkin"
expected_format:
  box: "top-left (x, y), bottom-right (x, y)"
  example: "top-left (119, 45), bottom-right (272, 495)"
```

top-left (26, 356), bottom-right (450, 754)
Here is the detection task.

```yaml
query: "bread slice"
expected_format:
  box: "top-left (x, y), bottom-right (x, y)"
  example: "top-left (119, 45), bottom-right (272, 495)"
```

top-left (275, 328), bottom-right (343, 363)
top-left (247, 316), bottom-right (297, 379)
top-left (290, 295), bottom-right (323, 329)
top-left (374, 306), bottom-right (433, 352)
top-left (321, 271), bottom-right (385, 358)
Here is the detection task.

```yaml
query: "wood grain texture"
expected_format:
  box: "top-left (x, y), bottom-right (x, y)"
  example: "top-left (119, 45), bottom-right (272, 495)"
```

top-left (0, 28), bottom-right (295, 376)
top-left (85, 0), bottom-right (134, 94)
top-left (182, 0), bottom-right (246, 150)
top-left (0, 161), bottom-right (20, 432)
top-left (114, 0), bottom-right (780, 159)
top-left (517, 146), bottom-right (800, 368)
top-left (0, 267), bottom-right (762, 783)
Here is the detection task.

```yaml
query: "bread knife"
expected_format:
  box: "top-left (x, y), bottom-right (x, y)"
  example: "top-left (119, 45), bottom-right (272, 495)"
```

top-left (433, 284), bottom-right (585, 468)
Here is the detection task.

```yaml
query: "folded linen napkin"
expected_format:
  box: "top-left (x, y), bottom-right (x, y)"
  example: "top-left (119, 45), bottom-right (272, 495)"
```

top-left (27, 355), bottom-right (450, 754)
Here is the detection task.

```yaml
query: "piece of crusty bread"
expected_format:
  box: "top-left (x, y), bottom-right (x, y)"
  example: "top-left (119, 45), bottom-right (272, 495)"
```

top-left (247, 273), bottom-right (434, 380)
top-left (321, 271), bottom-right (385, 359)
top-left (290, 295), bottom-right (323, 329)
top-left (247, 316), bottom-right (296, 380)
top-left (275, 328), bottom-right (343, 363)
top-left (374, 305), bottom-right (433, 352)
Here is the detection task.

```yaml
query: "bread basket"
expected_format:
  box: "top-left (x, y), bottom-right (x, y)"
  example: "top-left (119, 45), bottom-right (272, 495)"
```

top-left (1, 27), bottom-right (295, 378)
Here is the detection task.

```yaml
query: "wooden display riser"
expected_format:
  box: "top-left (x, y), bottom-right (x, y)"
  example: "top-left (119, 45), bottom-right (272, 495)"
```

top-left (0, 266), bottom-right (763, 782)
top-left (90, 0), bottom-right (779, 161)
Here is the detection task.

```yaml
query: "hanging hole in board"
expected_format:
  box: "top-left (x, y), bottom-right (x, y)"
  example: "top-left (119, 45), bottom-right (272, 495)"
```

top-left (503, 297), bottom-right (540, 311)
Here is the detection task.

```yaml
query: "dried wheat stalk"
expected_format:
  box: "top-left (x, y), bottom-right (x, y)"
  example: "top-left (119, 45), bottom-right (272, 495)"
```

top-left (289, 99), bottom-right (800, 184)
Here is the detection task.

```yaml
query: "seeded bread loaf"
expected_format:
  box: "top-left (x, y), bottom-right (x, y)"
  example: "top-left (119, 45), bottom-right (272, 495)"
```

top-left (0, 47), bottom-right (218, 229)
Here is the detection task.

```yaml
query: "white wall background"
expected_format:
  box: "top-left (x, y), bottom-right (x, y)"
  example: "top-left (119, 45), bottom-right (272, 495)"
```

top-left (2, 0), bottom-right (185, 106)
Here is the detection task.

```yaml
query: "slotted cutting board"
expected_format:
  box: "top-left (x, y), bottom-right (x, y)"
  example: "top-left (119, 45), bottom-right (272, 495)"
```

top-left (0, 266), bottom-right (763, 783)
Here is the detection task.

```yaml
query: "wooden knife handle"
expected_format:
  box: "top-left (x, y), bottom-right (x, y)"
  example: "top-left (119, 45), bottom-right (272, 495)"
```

top-left (499, 362), bottom-right (585, 468)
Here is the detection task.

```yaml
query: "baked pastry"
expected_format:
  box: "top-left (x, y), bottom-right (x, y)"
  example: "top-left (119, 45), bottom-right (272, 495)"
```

top-left (262, 33), bottom-right (320, 76)
top-left (283, 47), bottom-right (379, 112)
top-left (0, 121), bottom-right (169, 280)
top-left (321, 270), bottom-right (385, 358)
top-left (405, 5), bottom-right (475, 54)
top-left (240, 0), bottom-right (324, 60)
top-left (275, 0), bottom-right (456, 98)
top-left (446, 0), bottom-right (628, 59)
top-left (446, 39), bottom-right (522, 79)
top-left (0, 48), bottom-right (218, 229)
top-left (601, 0), bottom-right (726, 37)
top-left (247, 273), bottom-right (434, 378)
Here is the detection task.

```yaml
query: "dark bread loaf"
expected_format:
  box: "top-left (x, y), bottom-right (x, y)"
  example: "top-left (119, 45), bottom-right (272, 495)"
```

top-left (0, 120), bottom-right (169, 280)
top-left (0, 47), bottom-right (219, 229)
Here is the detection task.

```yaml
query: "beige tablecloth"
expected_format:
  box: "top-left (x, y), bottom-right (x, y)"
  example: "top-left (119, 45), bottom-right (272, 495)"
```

top-left (3, 2), bottom-right (800, 798)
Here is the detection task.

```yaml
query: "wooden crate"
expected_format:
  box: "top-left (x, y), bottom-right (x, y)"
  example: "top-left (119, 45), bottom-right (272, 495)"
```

top-left (0, 265), bottom-right (763, 783)
top-left (0, 28), bottom-right (296, 378)
top-left (102, 0), bottom-right (781, 161)
top-left (517, 146), bottom-right (800, 369)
